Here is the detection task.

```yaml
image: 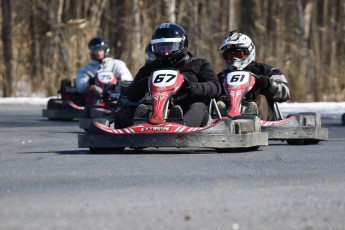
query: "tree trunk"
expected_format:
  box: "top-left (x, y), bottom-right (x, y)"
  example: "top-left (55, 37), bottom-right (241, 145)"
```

top-left (1, 0), bottom-right (13, 97)
top-left (163, 0), bottom-right (176, 23)
top-left (296, 0), bottom-right (310, 101)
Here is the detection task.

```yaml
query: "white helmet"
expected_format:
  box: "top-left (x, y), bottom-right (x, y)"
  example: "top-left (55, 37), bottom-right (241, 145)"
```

top-left (219, 31), bottom-right (255, 70)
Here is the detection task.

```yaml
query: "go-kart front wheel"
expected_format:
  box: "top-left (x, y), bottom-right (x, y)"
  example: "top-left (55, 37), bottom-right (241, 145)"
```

top-left (216, 145), bottom-right (261, 153)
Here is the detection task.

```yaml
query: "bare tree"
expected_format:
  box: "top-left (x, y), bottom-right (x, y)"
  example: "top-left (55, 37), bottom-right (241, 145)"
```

top-left (1, 0), bottom-right (13, 97)
top-left (163, 0), bottom-right (176, 23)
top-left (0, 0), bottom-right (344, 101)
top-left (295, 0), bottom-right (311, 101)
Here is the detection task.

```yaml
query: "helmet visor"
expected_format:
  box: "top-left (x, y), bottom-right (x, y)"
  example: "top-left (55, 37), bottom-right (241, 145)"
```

top-left (90, 46), bottom-right (104, 53)
top-left (151, 38), bottom-right (182, 56)
top-left (223, 48), bottom-right (248, 63)
top-left (89, 42), bottom-right (108, 53)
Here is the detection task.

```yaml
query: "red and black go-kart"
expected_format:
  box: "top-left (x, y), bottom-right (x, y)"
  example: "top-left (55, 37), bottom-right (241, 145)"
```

top-left (220, 71), bottom-right (328, 145)
top-left (42, 71), bottom-right (118, 121)
top-left (78, 69), bottom-right (268, 153)
top-left (78, 80), bottom-right (137, 131)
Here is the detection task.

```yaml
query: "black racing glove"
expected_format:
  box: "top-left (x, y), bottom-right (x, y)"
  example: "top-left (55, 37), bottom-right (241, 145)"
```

top-left (173, 77), bottom-right (196, 103)
top-left (88, 77), bottom-right (95, 85)
top-left (255, 75), bottom-right (270, 90)
top-left (182, 77), bottom-right (193, 92)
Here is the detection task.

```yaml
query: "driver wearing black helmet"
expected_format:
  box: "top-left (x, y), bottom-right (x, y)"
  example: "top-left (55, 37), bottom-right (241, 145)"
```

top-left (127, 23), bottom-right (221, 127)
top-left (75, 36), bottom-right (133, 104)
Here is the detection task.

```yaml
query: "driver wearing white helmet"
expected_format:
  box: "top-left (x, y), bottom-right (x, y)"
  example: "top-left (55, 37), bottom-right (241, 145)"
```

top-left (217, 30), bottom-right (290, 120)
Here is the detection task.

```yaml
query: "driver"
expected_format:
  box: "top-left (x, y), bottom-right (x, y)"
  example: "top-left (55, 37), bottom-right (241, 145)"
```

top-left (127, 23), bottom-right (221, 127)
top-left (75, 36), bottom-right (133, 104)
top-left (217, 30), bottom-right (290, 120)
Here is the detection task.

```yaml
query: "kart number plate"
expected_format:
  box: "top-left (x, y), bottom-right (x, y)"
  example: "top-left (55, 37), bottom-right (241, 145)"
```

top-left (226, 71), bottom-right (251, 85)
top-left (96, 71), bottom-right (116, 84)
top-left (152, 70), bottom-right (178, 87)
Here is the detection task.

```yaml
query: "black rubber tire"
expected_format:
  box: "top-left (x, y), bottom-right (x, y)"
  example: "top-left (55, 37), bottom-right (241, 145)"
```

top-left (89, 147), bottom-right (125, 154)
top-left (286, 139), bottom-right (320, 145)
top-left (216, 145), bottom-right (260, 153)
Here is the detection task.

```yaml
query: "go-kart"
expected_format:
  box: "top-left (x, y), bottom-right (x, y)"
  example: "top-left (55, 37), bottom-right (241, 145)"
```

top-left (220, 71), bottom-right (328, 145)
top-left (78, 80), bottom-right (136, 131)
top-left (42, 78), bottom-right (84, 121)
top-left (78, 69), bottom-right (268, 153)
top-left (42, 71), bottom-right (118, 121)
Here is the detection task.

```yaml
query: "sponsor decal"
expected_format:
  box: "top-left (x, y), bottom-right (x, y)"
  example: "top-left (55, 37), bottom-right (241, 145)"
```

top-left (140, 126), bottom-right (171, 132)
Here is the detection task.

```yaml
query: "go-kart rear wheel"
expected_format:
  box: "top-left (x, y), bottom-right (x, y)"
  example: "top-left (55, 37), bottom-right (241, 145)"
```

top-left (287, 139), bottom-right (320, 145)
top-left (89, 147), bottom-right (125, 154)
top-left (216, 145), bottom-right (260, 153)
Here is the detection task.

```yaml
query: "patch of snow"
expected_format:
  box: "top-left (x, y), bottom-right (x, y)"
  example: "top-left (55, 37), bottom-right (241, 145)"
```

top-left (0, 97), bottom-right (344, 119)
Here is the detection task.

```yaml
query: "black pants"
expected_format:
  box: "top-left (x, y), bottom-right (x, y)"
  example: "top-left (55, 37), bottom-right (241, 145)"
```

top-left (183, 102), bottom-right (209, 127)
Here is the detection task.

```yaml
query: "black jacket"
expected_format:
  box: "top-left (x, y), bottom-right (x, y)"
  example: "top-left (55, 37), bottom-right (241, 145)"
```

top-left (127, 54), bottom-right (221, 109)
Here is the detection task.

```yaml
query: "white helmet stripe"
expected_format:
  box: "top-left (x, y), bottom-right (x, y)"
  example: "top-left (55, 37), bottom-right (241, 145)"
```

top-left (151, 38), bottom-right (182, 44)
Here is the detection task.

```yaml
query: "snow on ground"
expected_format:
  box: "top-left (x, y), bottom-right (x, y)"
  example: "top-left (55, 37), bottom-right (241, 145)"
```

top-left (0, 97), bottom-right (344, 119)
top-left (0, 97), bottom-right (52, 106)
top-left (278, 102), bottom-right (345, 119)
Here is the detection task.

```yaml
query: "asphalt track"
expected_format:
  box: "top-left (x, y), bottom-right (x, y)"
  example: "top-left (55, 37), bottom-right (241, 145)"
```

top-left (0, 104), bottom-right (344, 230)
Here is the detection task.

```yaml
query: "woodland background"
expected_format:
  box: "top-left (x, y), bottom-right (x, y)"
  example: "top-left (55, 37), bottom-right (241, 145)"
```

top-left (0, 0), bottom-right (344, 102)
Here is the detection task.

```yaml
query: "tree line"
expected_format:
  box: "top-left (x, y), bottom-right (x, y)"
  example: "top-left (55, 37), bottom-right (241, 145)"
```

top-left (1, 0), bottom-right (344, 102)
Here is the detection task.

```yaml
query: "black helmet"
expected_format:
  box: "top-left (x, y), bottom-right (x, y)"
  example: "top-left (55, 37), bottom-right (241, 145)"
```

top-left (145, 43), bottom-right (155, 63)
top-left (151, 23), bottom-right (189, 64)
top-left (88, 36), bottom-right (110, 61)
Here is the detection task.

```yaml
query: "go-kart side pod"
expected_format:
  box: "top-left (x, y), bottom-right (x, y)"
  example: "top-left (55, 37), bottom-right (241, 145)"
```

top-left (261, 112), bottom-right (328, 145)
top-left (42, 99), bottom-right (84, 121)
